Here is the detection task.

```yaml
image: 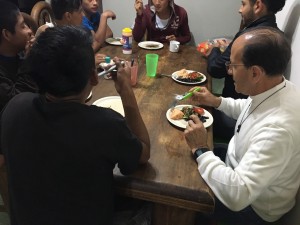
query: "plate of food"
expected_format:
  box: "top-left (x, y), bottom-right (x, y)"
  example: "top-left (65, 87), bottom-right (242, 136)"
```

top-left (105, 37), bottom-right (122, 46)
top-left (172, 69), bottom-right (206, 85)
top-left (197, 38), bottom-right (232, 54)
top-left (166, 105), bottom-right (213, 129)
top-left (92, 96), bottom-right (124, 116)
top-left (138, 41), bottom-right (164, 50)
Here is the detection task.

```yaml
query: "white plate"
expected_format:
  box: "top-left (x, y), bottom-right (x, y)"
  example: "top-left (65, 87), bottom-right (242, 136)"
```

top-left (105, 37), bottom-right (122, 46)
top-left (92, 96), bottom-right (124, 116)
top-left (171, 70), bottom-right (206, 85)
top-left (166, 105), bottom-right (213, 129)
top-left (138, 41), bottom-right (164, 50)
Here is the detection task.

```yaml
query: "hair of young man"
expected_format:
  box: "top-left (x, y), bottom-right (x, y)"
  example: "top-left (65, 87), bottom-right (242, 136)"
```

top-left (51, 0), bottom-right (82, 20)
top-left (28, 25), bottom-right (94, 97)
top-left (0, 0), bottom-right (20, 44)
top-left (241, 27), bottom-right (291, 76)
top-left (249, 0), bottom-right (286, 14)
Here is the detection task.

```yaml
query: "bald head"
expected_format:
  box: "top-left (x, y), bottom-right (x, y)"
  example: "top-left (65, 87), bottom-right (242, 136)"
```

top-left (235, 27), bottom-right (291, 76)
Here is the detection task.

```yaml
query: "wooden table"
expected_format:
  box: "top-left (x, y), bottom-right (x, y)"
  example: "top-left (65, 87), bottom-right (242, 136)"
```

top-left (88, 42), bottom-right (214, 225)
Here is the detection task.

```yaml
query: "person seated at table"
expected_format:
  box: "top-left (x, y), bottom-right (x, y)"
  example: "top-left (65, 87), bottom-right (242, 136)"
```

top-left (0, 0), bottom-right (38, 168)
top-left (202, 0), bottom-right (287, 141)
top-left (0, 25), bottom-right (150, 225)
top-left (81, 0), bottom-right (115, 52)
top-left (133, 0), bottom-right (191, 44)
top-left (185, 27), bottom-right (300, 225)
top-left (35, 0), bottom-right (107, 66)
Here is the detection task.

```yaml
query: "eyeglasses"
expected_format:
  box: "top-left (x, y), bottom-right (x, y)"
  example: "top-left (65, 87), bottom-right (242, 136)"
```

top-left (225, 61), bottom-right (245, 71)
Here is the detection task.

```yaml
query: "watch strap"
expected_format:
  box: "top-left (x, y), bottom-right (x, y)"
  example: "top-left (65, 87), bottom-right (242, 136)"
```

top-left (193, 147), bottom-right (210, 160)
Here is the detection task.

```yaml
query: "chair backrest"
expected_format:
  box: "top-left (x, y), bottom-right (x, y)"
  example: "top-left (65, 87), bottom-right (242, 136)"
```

top-left (30, 1), bottom-right (54, 27)
top-left (21, 12), bottom-right (38, 34)
top-left (0, 166), bottom-right (8, 213)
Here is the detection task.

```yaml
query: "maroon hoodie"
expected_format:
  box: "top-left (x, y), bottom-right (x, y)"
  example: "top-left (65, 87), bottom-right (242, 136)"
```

top-left (133, 0), bottom-right (191, 44)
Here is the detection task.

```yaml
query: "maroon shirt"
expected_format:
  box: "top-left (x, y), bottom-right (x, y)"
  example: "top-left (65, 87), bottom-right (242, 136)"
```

top-left (133, 3), bottom-right (191, 44)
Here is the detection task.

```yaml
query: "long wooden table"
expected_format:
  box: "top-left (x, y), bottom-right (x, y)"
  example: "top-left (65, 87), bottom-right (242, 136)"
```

top-left (88, 42), bottom-right (214, 225)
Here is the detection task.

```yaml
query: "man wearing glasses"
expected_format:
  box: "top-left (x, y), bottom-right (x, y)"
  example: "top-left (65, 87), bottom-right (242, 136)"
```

top-left (185, 27), bottom-right (300, 225)
top-left (204, 0), bottom-right (286, 141)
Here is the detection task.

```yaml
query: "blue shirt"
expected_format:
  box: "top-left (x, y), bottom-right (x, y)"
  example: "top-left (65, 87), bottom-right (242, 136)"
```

top-left (82, 12), bottom-right (100, 32)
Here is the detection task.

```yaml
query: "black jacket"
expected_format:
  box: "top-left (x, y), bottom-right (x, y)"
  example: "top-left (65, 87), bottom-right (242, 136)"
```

top-left (207, 14), bottom-right (279, 99)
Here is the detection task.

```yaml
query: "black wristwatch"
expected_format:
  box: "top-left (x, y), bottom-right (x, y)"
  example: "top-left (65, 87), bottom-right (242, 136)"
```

top-left (193, 147), bottom-right (210, 161)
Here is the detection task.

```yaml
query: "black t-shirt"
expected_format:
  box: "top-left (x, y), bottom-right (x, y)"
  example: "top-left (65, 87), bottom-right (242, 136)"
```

top-left (0, 55), bottom-right (38, 112)
top-left (0, 92), bottom-right (142, 225)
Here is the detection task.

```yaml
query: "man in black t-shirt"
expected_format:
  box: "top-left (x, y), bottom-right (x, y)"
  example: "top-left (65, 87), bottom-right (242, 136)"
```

top-left (0, 26), bottom-right (150, 225)
top-left (0, 0), bottom-right (38, 167)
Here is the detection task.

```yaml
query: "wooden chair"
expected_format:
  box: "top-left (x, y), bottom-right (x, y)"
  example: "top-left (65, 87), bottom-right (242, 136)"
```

top-left (21, 12), bottom-right (38, 34)
top-left (30, 1), bottom-right (54, 27)
top-left (0, 166), bottom-right (9, 213)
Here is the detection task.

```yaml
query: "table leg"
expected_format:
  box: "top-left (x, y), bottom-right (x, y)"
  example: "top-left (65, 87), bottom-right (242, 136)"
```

top-left (152, 203), bottom-right (196, 225)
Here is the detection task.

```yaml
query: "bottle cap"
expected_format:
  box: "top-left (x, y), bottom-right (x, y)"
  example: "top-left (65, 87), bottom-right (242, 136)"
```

top-left (122, 27), bottom-right (132, 33)
top-left (105, 56), bottom-right (111, 63)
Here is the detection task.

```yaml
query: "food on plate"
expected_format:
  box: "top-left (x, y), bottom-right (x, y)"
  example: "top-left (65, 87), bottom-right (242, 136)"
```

top-left (170, 108), bottom-right (184, 120)
top-left (171, 106), bottom-right (208, 123)
top-left (175, 69), bottom-right (204, 83)
top-left (145, 44), bottom-right (160, 48)
top-left (197, 41), bottom-right (212, 55)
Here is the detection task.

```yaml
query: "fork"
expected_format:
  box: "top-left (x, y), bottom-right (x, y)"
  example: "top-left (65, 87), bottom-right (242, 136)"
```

top-left (175, 87), bottom-right (201, 101)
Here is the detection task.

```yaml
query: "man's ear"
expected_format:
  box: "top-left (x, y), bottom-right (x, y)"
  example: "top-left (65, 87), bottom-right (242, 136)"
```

top-left (63, 12), bottom-right (72, 23)
top-left (253, 0), bottom-right (266, 14)
top-left (251, 65), bottom-right (264, 83)
top-left (90, 69), bottom-right (98, 86)
top-left (1, 29), bottom-right (12, 42)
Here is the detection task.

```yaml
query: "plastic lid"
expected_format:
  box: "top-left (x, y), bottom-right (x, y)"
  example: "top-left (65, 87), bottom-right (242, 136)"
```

top-left (105, 56), bottom-right (111, 63)
top-left (122, 27), bottom-right (132, 33)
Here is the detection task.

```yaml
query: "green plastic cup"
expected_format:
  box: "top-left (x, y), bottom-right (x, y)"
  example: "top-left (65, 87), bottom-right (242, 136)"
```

top-left (146, 54), bottom-right (159, 77)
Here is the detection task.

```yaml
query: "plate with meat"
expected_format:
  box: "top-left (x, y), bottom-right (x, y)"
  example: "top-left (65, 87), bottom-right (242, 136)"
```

top-left (172, 69), bottom-right (206, 85)
top-left (166, 105), bottom-right (213, 129)
top-left (138, 41), bottom-right (164, 50)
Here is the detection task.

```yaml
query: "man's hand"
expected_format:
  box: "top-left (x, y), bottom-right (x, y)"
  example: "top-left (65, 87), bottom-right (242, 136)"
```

top-left (189, 87), bottom-right (222, 108)
top-left (184, 115), bottom-right (208, 153)
top-left (102, 10), bottom-right (116, 20)
top-left (24, 35), bottom-right (35, 57)
top-left (135, 0), bottom-right (143, 16)
top-left (111, 58), bottom-right (131, 94)
top-left (95, 53), bottom-right (106, 67)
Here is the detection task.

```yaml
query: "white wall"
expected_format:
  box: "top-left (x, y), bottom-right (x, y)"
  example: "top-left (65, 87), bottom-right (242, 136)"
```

top-left (102, 0), bottom-right (241, 45)
top-left (276, 0), bottom-right (300, 87)
top-left (103, 0), bottom-right (299, 86)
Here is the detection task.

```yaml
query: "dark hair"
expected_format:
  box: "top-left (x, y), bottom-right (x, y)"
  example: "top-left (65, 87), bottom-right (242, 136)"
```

top-left (241, 27), bottom-right (291, 76)
top-left (0, 0), bottom-right (20, 43)
top-left (249, 0), bottom-right (286, 14)
top-left (28, 26), bottom-right (94, 97)
top-left (51, 0), bottom-right (82, 20)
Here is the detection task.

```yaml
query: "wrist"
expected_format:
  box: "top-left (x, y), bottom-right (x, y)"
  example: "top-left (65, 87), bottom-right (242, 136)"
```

top-left (193, 147), bottom-right (210, 161)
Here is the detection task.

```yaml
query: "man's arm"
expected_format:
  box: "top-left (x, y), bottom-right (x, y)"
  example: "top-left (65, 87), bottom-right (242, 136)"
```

top-left (206, 42), bottom-right (232, 79)
top-left (92, 10), bottom-right (116, 52)
top-left (112, 59), bottom-right (150, 164)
